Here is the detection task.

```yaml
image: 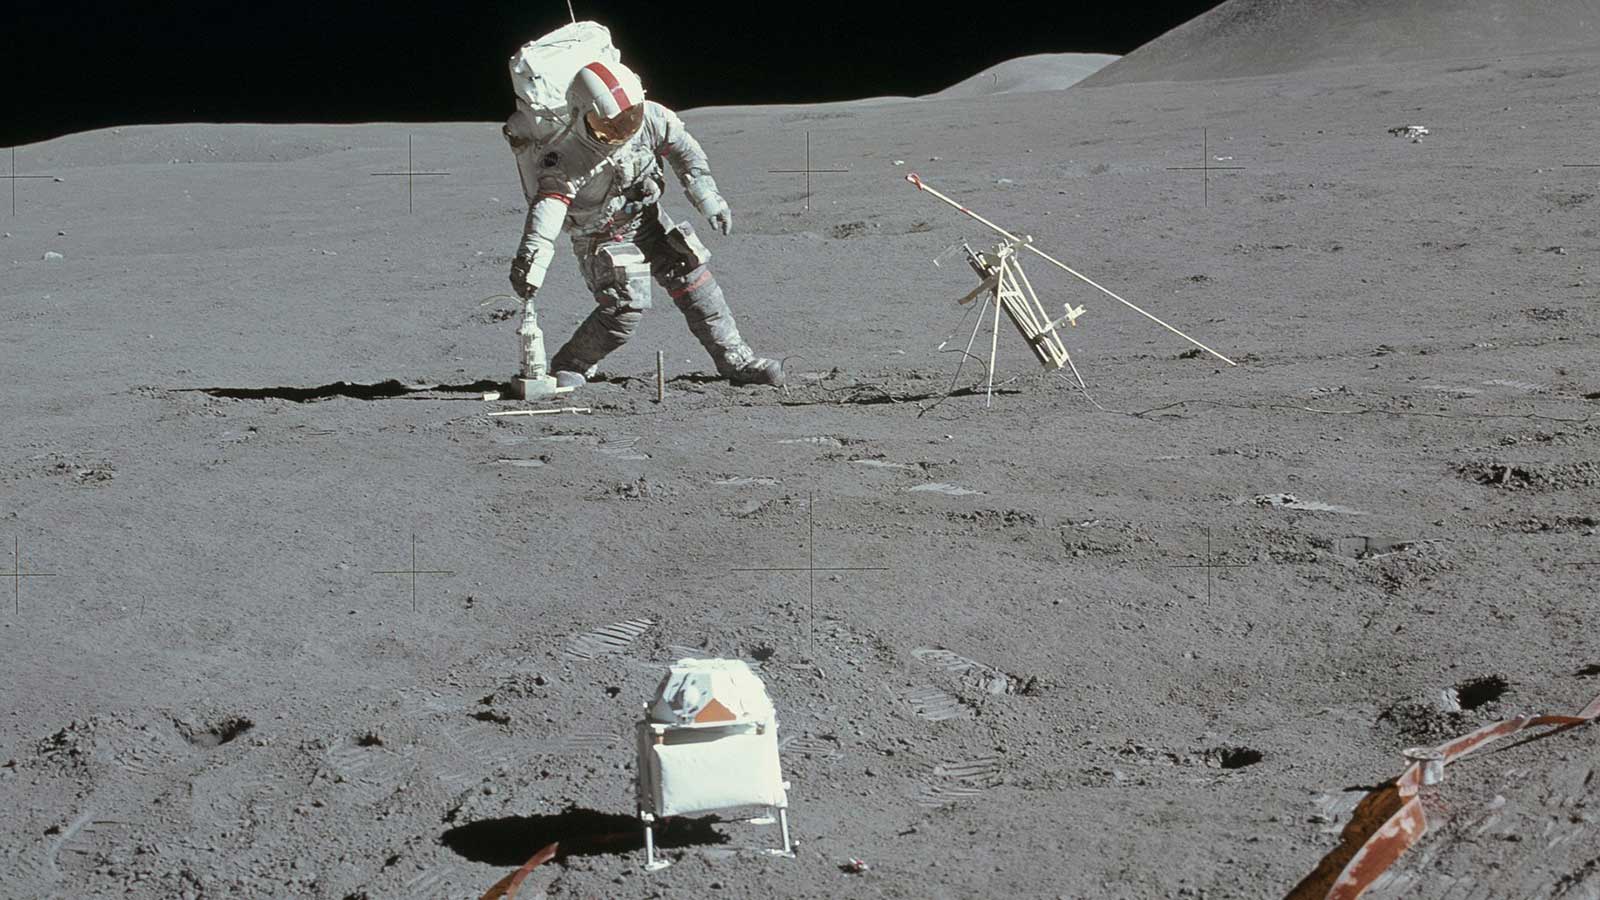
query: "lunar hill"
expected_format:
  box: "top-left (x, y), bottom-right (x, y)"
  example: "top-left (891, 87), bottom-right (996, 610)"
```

top-left (921, 53), bottom-right (1119, 98)
top-left (1081, 0), bottom-right (1600, 86)
top-left (685, 52), bottom-right (1117, 113)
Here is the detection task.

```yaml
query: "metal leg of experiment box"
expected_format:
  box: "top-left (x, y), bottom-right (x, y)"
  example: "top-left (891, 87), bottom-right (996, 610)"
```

top-left (641, 806), bottom-right (794, 870)
top-left (770, 807), bottom-right (795, 858)
top-left (641, 812), bottom-right (671, 871)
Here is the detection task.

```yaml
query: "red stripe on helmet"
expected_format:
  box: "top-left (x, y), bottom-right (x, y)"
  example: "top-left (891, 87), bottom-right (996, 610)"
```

top-left (583, 61), bottom-right (633, 111)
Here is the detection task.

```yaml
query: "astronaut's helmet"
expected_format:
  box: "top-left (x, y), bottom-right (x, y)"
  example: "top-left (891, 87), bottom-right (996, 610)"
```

top-left (568, 60), bottom-right (646, 146)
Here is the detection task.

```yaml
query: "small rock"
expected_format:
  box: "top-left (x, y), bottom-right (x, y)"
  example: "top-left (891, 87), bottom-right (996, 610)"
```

top-left (892, 160), bottom-right (905, 166)
top-left (1388, 124), bottom-right (1429, 142)
top-left (42, 251), bottom-right (63, 261)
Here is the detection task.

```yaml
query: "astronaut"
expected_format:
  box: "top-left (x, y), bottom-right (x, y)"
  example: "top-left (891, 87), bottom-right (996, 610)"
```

top-left (506, 60), bottom-right (783, 389)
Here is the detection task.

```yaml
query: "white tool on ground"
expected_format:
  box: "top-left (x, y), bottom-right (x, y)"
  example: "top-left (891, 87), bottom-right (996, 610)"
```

top-left (486, 406), bottom-right (592, 417)
top-left (635, 658), bottom-right (794, 871)
top-left (905, 173), bottom-right (1237, 406)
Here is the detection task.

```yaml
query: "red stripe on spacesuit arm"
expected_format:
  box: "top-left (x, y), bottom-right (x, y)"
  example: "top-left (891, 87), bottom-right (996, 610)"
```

top-left (537, 192), bottom-right (573, 206)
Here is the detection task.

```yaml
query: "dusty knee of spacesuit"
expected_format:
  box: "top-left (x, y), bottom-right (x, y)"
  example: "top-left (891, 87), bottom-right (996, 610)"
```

top-left (588, 242), bottom-right (654, 311)
top-left (596, 304), bottom-right (644, 339)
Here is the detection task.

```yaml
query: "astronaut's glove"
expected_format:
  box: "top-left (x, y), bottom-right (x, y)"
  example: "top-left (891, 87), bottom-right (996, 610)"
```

top-left (686, 175), bottom-right (731, 235)
top-left (618, 176), bottom-right (664, 219)
top-left (509, 255), bottom-right (539, 300)
top-left (706, 198), bottom-right (733, 236)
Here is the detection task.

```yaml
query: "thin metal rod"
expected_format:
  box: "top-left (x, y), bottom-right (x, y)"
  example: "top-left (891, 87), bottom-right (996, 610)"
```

top-left (568, 0), bottom-right (577, 23)
top-left (805, 133), bottom-right (811, 212)
top-left (1064, 348), bottom-right (1087, 392)
top-left (656, 350), bottom-right (665, 403)
top-left (808, 491), bottom-right (816, 656)
top-left (905, 173), bottom-right (1237, 366)
top-left (487, 406), bottom-right (592, 417)
top-left (987, 270), bottom-right (1003, 408)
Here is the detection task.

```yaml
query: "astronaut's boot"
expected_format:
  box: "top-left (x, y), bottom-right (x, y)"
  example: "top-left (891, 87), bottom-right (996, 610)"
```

top-left (549, 305), bottom-right (644, 386)
top-left (671, 268), bottom-right (783, 387)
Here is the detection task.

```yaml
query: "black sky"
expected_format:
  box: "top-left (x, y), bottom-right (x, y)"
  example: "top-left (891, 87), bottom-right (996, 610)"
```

top-left (7, 1), bottom-right (1226, 146)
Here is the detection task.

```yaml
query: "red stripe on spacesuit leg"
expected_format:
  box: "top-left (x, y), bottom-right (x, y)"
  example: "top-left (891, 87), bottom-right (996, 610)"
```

top-left (537, 192), bottom-right (574, 205)
top-left (583, 62), bottom-right (633, 110)
top-left (668, 271), bottom-right (712, 299)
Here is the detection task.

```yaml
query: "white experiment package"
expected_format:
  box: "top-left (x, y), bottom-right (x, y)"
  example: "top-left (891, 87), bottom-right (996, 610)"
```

top-left (634, 658), bottom-right (794, 870)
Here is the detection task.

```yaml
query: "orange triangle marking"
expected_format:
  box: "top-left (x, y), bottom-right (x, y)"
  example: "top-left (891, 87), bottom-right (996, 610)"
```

top-left (694, 698), bottom-right (737, 724)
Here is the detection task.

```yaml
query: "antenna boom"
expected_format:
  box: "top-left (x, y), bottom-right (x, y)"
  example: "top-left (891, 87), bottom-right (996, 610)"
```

top-left (905, 173), bottom-right (1237, 366)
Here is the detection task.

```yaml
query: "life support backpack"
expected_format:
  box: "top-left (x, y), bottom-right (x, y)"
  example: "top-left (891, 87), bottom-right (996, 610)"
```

top-left (504, 21), bottom-right (622, 200)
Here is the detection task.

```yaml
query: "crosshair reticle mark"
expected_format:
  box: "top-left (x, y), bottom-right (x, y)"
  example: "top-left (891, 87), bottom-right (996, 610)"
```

top-left (768, 131), bottom-right (849, 213)
top-left (3, 536), bottom-right (57, 615)
top-left (5, 147), bottom-right (57, 216)
top-left (369, 135), bottom-right (451, 214)
top-left (733, 491), bottom-right (888, 655)
top-left (1166, 128), bottom-right (1246, 206)
top-left (374, 533), bottom-right (455, 612)
top-left (1170, 526), bottom-right (1248, 605)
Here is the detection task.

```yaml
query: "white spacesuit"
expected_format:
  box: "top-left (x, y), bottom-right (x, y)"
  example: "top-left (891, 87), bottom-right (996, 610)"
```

top-left (505, 60), bottom-right (782, 388)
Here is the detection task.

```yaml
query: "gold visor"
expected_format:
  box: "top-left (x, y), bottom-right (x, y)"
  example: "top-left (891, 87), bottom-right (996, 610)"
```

top-left (584, 105), bottom-right (644, 145)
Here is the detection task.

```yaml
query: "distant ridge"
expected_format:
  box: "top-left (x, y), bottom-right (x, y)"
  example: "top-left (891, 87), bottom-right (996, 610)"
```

top-left (1080, 0), bottom-right (1600, 87)
top-left (923, 53), bottom-right (1119, 99)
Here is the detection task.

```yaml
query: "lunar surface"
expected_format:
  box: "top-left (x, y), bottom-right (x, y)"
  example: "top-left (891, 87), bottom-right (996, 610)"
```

top-left (3, 1), bottom-right (1598, 898)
